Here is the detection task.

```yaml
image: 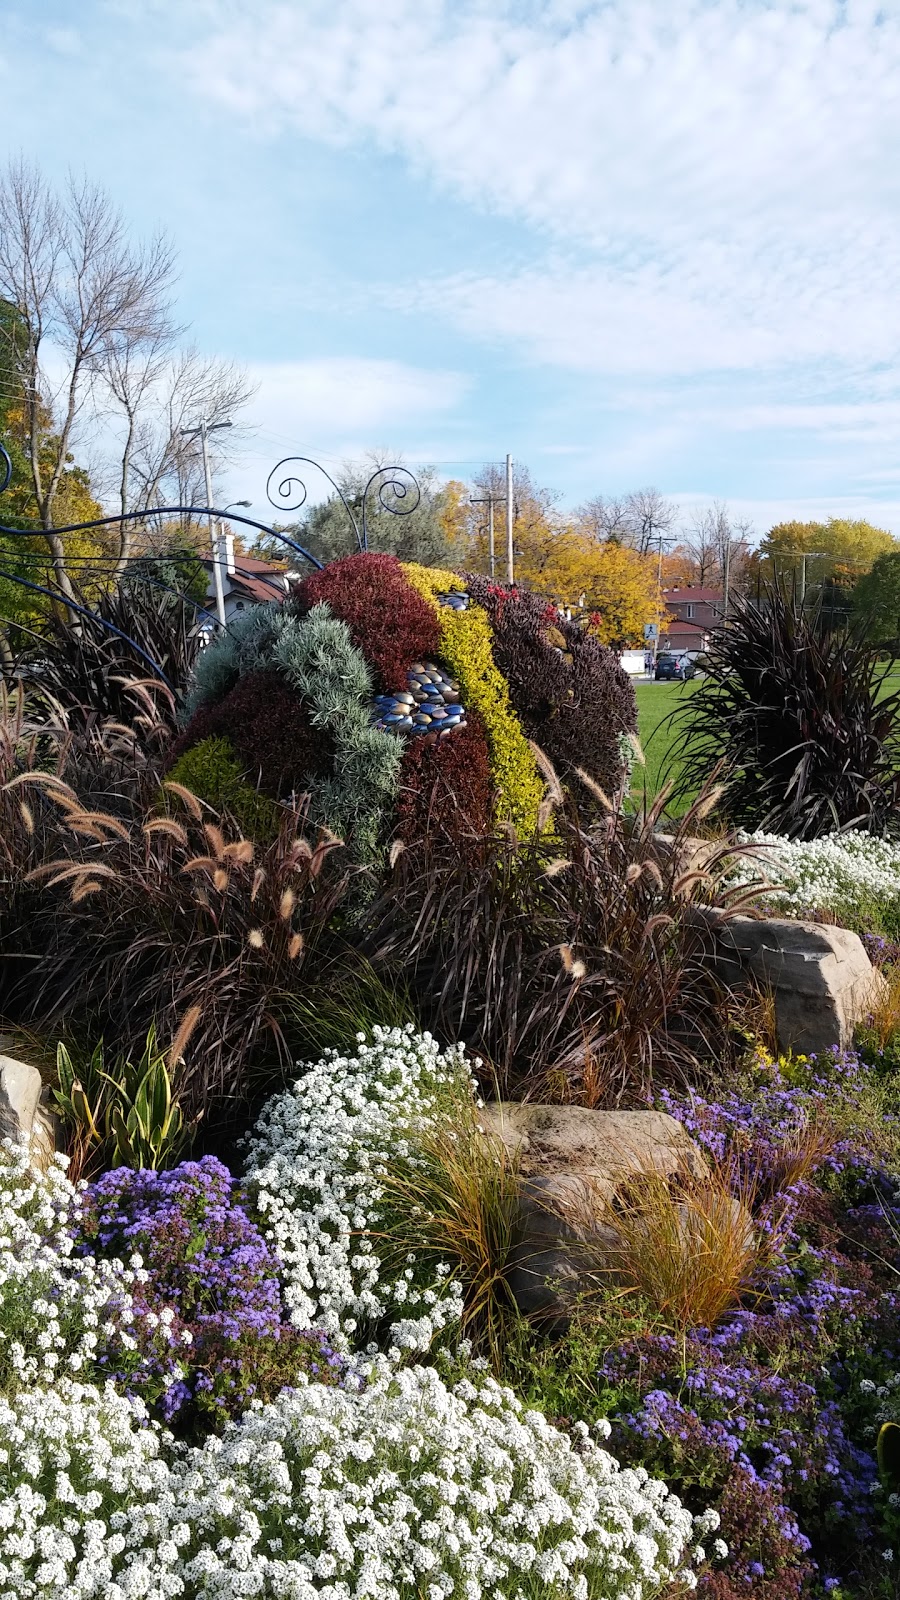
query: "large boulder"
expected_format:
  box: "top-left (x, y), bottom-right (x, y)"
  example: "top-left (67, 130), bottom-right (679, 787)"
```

top-left (480, 1103), bottom-right (709, 1322)
top-left (0, 1044), bottom-right (61, 1173)
top-left (708, 913), bottom-right (886, 1056)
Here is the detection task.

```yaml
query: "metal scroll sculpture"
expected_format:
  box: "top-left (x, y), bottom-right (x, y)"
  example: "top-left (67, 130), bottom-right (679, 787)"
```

top-left (265, 457), bottom-right (421, 553)
top-left (0, 441), bottom-right (423, 682)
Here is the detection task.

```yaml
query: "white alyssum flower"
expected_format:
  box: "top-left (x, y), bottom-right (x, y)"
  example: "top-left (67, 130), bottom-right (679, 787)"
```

top-left (0, 1379), bottom-right (181, 1599)
top-left (0, 1366), bottom-right (715, 1599)
top-left (0, 1140), bottom-right (138, 1391)
top-left (242, 1027), bottom-right (471, 1349)
top-left (728, 830), bottom-right (900, 918)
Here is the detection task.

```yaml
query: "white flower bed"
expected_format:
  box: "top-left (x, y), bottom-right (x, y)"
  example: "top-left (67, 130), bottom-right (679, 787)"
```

top-left (242, 1027), bottom-right (471, 1351)
top-left (0, 1366), bottom-right (715, 1599)
top-left (0, 1054), bottom-right (721, 1600)
top-left (0, 1381), bottom-right (179, 1599)
top-left (0, 1141), bottom-right (139, 1390)
top-left (729, 829), bottom-right (900, 917)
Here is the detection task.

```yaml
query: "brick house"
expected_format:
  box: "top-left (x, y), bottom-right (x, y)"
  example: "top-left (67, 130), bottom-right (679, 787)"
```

top-left (661, 585), bottom-right (724, 652)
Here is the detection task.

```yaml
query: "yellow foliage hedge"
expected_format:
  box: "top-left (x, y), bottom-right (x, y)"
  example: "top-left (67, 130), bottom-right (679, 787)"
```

top-left (401, 563), bottom-right (544, 835)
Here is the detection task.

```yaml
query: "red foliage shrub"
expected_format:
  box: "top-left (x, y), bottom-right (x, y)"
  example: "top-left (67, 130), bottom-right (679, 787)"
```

top-left (464, 575), bottom-right (637, 802)
top-left (396, 710), bottom-right (494, 846)
top-left (292, 552), bottom-right (440, 693)
top-left (166, 669), bottom-right (334, 798)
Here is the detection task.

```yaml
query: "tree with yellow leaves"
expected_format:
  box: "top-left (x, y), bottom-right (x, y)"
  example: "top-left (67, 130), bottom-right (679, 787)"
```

top-left (508, 513), bottom-right (663, 647)
top-left (756, 518), bottom-right (898, 590)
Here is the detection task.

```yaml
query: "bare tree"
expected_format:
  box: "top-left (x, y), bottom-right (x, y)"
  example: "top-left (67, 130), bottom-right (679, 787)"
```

top-left (687, 502), bottom-right (754, 610)
top-left (115, 348), bottom-right (255, 540)
top-left (685, 509), bottom-right (721, 587)
top-left (573, 493), bottom-right (631, 543)
top-left (0, 159), bottom-right (176, 595)
top-left (621, 487), bottom-right (678, 556)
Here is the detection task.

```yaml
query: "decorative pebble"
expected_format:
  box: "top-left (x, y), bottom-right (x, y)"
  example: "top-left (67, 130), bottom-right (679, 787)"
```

top-left (370, 657), bottom-right (469, 740)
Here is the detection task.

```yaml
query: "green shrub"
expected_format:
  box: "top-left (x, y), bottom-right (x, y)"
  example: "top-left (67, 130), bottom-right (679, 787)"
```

top-left (166, 735), bottom-right (282, 842)
top-left (401, 562), bottom-right (545, 835)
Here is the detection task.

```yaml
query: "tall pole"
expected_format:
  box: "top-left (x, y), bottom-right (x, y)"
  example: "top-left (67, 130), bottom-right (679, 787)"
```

top-left (182, 417), bottom-right (234, 629)
top-left (653, 536), bottom-right (664, 670)
top-left (723, 540), bottom-right (731, 630)
top-left (200, 422), bottom-right (227, 629)
top-left (505, 453), bottom-right (514, 585)
top-left (470, 494), bottom-right (504, 580)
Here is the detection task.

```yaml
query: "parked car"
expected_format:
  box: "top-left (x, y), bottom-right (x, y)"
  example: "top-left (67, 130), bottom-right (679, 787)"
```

top-left (654, 652), bottom-right (696, 681)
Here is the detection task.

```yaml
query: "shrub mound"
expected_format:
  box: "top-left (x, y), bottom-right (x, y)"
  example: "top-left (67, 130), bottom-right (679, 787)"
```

top-left (170, 553), bottom-right (637, 863)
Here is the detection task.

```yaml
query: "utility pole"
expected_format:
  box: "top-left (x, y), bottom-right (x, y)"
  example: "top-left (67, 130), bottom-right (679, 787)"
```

top-left (505, 453), bottom-right (514, 585)
top-left (652, 535), bottom-right (676, 671)
top-left (470, 493), bottom-right (505, 580)
top-left (774, 548), bottom-right (826, 606)
top-left (722, 540), bottom-right (731, 630)
top-left (180, 418), bottom-right (233, 629)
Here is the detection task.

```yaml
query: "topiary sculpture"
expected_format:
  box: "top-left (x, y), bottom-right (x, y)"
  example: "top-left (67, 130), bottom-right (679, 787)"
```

top-left (167, 553), bottom-right (637, 865)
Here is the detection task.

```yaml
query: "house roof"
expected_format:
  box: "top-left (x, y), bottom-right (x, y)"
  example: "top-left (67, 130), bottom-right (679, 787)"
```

top-left (661, 618), bottom-right (708, 639)
top-left (199, 552), bottom-right (289, 606)
top-left (229, 566), bottom-right (289, 604)
top-left (663, 586), bottom-right (723, 604)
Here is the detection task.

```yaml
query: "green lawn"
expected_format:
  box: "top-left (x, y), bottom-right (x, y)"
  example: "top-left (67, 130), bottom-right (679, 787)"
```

top-left (632, 667), bottom-right (900, 814)
top-left (632, 678), bottom-right (701, 811)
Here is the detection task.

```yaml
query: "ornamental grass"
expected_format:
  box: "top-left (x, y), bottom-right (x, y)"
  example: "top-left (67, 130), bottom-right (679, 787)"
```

top-left (669, 582), bottom-right (900, 839)
top-left (376, 1074), bottom-right (522, 1367)
top-left (366, 773), bottom-right (763, 1104)
top-left (588, 1163), bottom-right (770, 1336)
top-left (6, 774), bottom-right (352, 1120)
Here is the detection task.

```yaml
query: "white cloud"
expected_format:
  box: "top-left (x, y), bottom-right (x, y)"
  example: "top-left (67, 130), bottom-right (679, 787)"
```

top-left (226, 355), bottom-right (470, 511)
top-left (174, 1), bottom-right (900, 382)
top-left (247, 356), bottom-right (469, 435)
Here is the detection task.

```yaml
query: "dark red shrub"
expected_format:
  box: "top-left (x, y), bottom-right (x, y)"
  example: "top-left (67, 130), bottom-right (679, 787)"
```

top-left (396, 710), bottom-right (494, 846)
top-left (292, 553), bottom-right (440, 693)
top-left (464, 575), bottom-right (637, 802)
top-left (166, 669), bottom-right (334, 798)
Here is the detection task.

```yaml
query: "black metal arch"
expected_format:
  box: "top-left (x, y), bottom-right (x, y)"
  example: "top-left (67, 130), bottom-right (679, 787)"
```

top-left (0, 440), bottom-right (423, 684)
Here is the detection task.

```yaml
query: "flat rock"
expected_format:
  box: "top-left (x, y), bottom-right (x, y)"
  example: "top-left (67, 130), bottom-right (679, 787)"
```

top-left (0, 1047), bottom-right (62, 1173)
top-left (708, 913), bottom-right (887, 1056)
top-left (480, 1103), bottom-right (709, 1322)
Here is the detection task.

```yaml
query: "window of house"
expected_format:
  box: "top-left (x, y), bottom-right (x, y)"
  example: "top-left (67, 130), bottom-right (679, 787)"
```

top-left (686, 604), bottom-right (694, 618)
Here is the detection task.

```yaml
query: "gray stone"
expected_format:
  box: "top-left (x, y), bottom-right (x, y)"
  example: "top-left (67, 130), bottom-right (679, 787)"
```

top-left (707, 912), bottom-right (886, 1056)
top-left (652, 832), bottom-right (723, 881)
top-left (0, 1049), bottom-right (62, 1173)
top-left (480, 1104), bottom-right (709, 1322)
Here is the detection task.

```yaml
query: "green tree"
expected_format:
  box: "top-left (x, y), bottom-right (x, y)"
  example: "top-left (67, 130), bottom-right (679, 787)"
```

top-left (281, 458), bottom-right (463, 569)
top-left (852, 550), bottom-right (900, 644)
top-left (0, 300), bottom-right (108, 641)
top-left (757, 517), bottom-right (898, 592)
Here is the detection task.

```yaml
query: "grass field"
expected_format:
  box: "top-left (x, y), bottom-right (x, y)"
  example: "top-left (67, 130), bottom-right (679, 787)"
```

top-left (632, 678), bottom-right (700, 811)
top-left (631, 667), bottom-right (900, 813)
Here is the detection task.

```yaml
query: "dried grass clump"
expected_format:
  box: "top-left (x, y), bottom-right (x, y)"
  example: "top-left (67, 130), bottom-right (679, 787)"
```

top-left (378, 1081), bottom-right (521, 1366)
top-left (598, 1166), bottom-right (766, 1334)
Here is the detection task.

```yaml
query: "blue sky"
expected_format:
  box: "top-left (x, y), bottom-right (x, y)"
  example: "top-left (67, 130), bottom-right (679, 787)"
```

top-left (3, 0), bottom-right (900, 536)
